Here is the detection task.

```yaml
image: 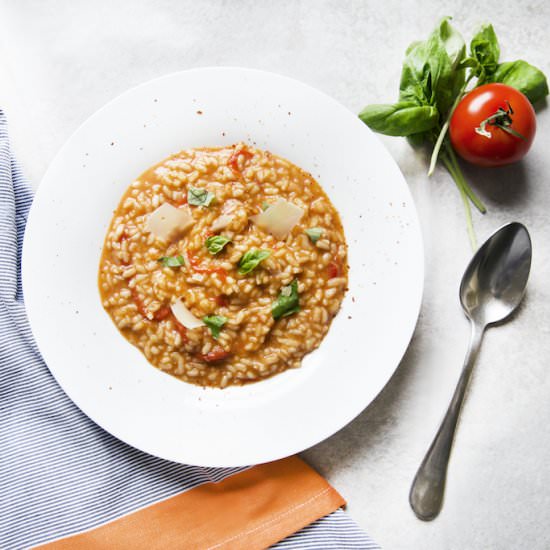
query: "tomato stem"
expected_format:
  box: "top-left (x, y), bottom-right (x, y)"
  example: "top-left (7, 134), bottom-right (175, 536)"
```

top-left (475, 101), bottom-right (527, 141)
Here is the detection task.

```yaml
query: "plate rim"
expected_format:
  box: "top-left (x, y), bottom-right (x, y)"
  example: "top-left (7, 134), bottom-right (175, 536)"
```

top-left (22, 67), bottom-right (424, 466)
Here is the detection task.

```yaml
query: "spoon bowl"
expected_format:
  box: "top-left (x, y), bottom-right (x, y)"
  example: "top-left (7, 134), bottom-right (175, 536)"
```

top-left (460, 222), bottom-right (532, 326)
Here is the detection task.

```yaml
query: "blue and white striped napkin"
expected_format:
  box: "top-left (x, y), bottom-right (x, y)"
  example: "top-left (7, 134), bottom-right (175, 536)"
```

top-left (0, 109), bottom-right (379, 550)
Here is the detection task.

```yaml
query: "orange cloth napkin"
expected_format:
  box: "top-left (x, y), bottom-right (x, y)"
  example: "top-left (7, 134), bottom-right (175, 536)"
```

top-left (34, 457), bottom-right (344, 550)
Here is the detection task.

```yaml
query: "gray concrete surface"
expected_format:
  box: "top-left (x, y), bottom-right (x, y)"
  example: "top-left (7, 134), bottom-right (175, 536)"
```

top-left (1, 1), bottom-right (549, 548)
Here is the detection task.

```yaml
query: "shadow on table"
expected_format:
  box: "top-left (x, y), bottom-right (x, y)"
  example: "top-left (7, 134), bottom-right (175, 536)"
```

top-left (459, 159), bottom-right (531, 209)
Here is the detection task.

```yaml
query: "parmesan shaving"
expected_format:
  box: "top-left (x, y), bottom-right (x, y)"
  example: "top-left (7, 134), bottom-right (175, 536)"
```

top-left (146, 203), bottom-right (194, 241)
top-left (170, 298), bottom-right (205, 329)
top-left (250, 198), bottom-right (304, 239)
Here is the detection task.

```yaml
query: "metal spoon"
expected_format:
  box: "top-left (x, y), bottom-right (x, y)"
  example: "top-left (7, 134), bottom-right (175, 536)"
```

top-left (409, 222), bottom-right (532, 521)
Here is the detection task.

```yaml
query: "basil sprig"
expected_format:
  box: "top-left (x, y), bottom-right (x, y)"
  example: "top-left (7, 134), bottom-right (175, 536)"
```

top-left (272, 280), bottom-right (300, 320)
top-left (237, 249), bottom-right (271, 275)
top-left (188, 186), bottom-right (215, 207)
top-left (203, 315), bottom-right (227, 339)
top-left (205, 235), bottom-right (231, 255)
top-left (358, 18), bottom-right (548, 249)
top-left (158, 255), bottom-right (185, 267)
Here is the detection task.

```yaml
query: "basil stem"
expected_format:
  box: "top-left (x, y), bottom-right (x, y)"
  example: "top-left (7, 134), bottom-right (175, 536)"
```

top-left (441, 152), bottom-right (476, 249)
top-left (446, 144), bottom-right (486, 214)
top-left (428, 74), bottom-right (474, 177)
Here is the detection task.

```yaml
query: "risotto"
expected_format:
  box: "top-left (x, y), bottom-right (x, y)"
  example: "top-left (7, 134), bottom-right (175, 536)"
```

top-left (98, 143), bottom-right (348, 388)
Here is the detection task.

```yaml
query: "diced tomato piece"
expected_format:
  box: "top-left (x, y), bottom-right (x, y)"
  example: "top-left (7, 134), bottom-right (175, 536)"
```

top-left (227, 147), bottom-right (253, 172)
top-left (153, 306), bottom-right (171, 321)
top-left (186, 250), bottom-right (199, 268)
top-left (173, 319), bottom-right (189, 343)
top-left (213, 267), bottom-right (227, 280)
top-left (327, 261), bottom-right (340, 279)
top-left (215, 295), bottom-right (229, 307)
top-left (131, 288), bottom-right (172, 322)
top-left (199, 347), bottom-right (231, 363)
top-left (172, 195), bottom-right (187, 208)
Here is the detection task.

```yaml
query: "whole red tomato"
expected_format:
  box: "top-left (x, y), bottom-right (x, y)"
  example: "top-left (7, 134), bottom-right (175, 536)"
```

top-left (449, 83), bottom-right (536, 167)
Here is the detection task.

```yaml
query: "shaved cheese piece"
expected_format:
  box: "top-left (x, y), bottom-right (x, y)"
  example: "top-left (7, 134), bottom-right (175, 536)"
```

top-left (250, 198), bottom-right (304, 239)
top-left (211, 214), bottom-right (234, 232)
top-left (146, 203), bottom-right (194, 241)
top-left (170, 298), bottom-right (205, 329)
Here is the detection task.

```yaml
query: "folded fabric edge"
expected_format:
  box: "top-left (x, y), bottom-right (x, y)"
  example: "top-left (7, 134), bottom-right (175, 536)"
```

top-left (32, 455), bottom-right (345, 550)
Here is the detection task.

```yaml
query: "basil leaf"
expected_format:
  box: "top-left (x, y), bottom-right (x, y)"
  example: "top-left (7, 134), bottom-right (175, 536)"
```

top-left (439, 17), bottom-right (466, 70)
top-left (489, 60), bottom-right (549, 104)
top-left (426, 18), bottom-right (466, 114)
top-left (399, 18), bottom-right (466, 116)
top-left (398, 40), bottom-right (434, 106)
top-left (261, 201), bottom-right (270, 211)
top-left (305, 227), bottom-right (323, 243)
top-left (237, 249), bottom-right (271, 275)
top-left (359, 102), bottom-right (439, 137)
top-left (272, 280), bottom-right (300, 320)
top-left (470, 24), bottom-right (500, 79)
top-left (205, 235), bottom-right (231, 255)
top-left (188, 186), bottom-right (215, 206)
top-left (203, 315), bottom-right (227, 339)
top-left (158, 255), bottom-right (185, 267)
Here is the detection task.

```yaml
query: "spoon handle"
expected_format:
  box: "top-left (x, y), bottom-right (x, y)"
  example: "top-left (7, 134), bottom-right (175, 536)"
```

top-left (409, 322), bottom-right (485, 521)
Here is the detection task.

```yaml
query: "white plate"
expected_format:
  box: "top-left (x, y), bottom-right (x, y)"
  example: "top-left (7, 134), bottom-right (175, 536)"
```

top-left (23, 68), bottom-right (423, 467)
